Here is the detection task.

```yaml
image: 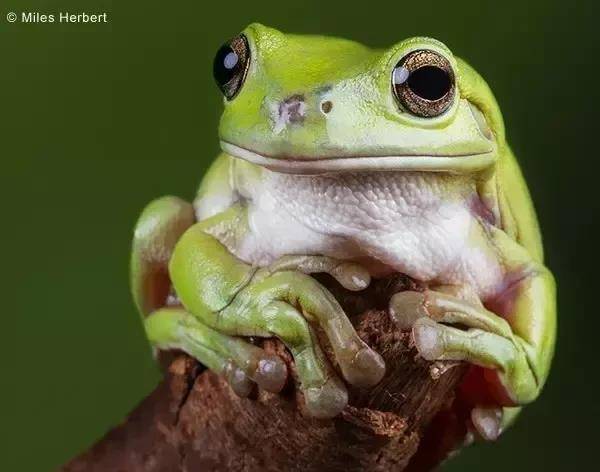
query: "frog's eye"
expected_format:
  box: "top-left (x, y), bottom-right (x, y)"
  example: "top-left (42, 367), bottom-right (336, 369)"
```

top-left (213, 34), bottom-right (250, 100)
top-left (392, 50), bottom-right (455, 117)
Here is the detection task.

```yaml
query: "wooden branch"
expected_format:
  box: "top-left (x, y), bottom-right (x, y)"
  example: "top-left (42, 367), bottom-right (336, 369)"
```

top-left (62, 276), bottom-right (468, 471)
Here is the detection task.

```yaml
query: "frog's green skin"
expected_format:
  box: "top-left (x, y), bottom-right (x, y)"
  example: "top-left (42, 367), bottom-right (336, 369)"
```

top-left (131, 24), bottom-right (556, 434)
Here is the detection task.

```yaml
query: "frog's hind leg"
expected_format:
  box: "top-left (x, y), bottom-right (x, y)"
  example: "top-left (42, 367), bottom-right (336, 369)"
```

top-left (145, 307), bottom-right (287, 396)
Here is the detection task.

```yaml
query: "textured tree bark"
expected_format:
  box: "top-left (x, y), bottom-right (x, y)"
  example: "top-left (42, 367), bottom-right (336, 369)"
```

top-left (62, 276), bottom-right (469, 471)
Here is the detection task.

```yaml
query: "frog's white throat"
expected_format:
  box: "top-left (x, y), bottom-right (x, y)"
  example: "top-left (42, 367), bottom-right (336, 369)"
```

top-left (230, 162), bottom-right (504, 299)
top-left (221, 141), bottom-right (495, 175)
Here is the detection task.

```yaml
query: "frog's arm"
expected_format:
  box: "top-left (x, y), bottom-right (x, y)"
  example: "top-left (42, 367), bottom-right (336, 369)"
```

top-left (193, 152), bottom-right (238, 220)
top-left (390, 237), bottom-right (556, 439)
top-left (390, 239), bottom-right (555, 404)
top-left (131, 152), bottom-right (239, 317)
top-left (132, 151), bottom-right (240, 316)
top-left (130, 165), bottom-right (293, 397)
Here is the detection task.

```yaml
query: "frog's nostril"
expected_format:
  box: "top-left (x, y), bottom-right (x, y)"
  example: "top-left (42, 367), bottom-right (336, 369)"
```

top-left (320, 100), bottom-right (333, 114)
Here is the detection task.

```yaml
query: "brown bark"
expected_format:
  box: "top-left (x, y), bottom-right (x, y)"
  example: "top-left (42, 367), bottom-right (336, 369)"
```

top-left (62, 276), bottom-right (468, 471)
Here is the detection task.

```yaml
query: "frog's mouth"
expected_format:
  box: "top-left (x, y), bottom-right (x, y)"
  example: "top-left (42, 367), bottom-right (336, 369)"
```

top-left (221, 141), bottom-right (495, 175)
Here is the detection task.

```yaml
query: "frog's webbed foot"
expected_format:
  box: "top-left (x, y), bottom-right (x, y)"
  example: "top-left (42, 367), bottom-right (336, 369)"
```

top-left (389, 286), bottom-right (535, 440)
top-left (145, 308), bottom-right (288, 397)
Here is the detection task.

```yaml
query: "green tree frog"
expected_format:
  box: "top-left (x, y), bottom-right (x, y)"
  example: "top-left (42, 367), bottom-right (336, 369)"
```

top-left (131, 24), bottom-right (556, 441)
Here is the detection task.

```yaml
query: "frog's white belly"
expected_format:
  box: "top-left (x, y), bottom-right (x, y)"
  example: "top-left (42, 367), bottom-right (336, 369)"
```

top-left (235, 169), bottom-right (504, 299)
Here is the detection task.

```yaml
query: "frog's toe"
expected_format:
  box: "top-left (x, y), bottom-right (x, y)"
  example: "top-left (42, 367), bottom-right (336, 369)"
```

top-left (331, 262), bottom-right (371, 291)
top-left (265, 255), bottom-right (371, 292)
top-left (391, 289), bottom-right (513, 338)
top-left (389, 291), bottom-right (429, 330)
top-left (471, 406), bottom-right (502, 441)
top-left (412, 317), bottom-right (446, 360)
top-left (224, 361), bottom-right (255, 397)
top-left (412, 316), bottom-right (518, 372)
top-left (145, 307), bottom-right (288, 397)
top-left (227, 355), bottom-right (287, 397)
top-left (303, 376), bottom-right (348, 418)
top-left (252, 354), bottom-right (288, 393)
top-left (412, 317), bottom-right (538, 406)
top-left (341, 345), bottom-right (386, 388)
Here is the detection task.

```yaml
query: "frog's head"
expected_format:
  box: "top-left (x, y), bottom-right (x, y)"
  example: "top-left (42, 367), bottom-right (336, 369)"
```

top-left (215, 23), bottom-right (504, 174)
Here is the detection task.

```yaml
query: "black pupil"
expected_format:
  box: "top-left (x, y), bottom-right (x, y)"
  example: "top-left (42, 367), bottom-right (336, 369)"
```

top-left (213, 44), bottom-right (239, 86)
top-left (407, 66), bottom-right (451, 101)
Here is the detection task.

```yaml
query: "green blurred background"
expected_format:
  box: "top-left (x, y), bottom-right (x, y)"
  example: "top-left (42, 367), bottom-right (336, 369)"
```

top-left (1, 0), bottom-right (597, 470)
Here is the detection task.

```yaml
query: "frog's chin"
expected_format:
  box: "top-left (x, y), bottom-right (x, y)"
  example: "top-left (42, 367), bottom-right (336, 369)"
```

top-left (221, 141), bottom-right (495, 175)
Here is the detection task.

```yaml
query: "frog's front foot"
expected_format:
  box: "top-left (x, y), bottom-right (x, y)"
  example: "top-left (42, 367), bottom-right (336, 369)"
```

top-left (156, 250), bottom-right (385, 418)
top-left (219, 257), bottom-right (385, 417)
top-left (389, 287), bottom-right (538, 440)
